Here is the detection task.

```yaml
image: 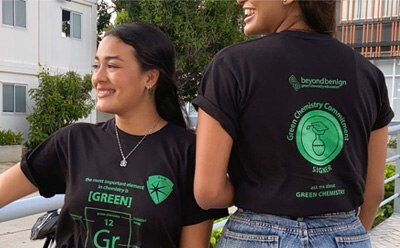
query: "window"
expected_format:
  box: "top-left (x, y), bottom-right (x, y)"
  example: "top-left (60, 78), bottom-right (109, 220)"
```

top-left (62, 9), bottom-right (81, 39)
top-left (379, 59), bottom-right (400, 121)
top-left (384, 75), bottom-right (400, 121)
top-left (341, 0), bottom-right (399, 21)
top-left (2, 0), bottom-right (26, 27)
top-left (393, 78), bottom-right (400, 121)
top-left (2, 84), bottom-right (26, 113)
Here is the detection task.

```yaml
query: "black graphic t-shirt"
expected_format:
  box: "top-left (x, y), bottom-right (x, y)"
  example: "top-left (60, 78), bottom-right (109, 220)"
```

top-left (193, 30), bottom-right (394, 217)
top-left (21, 120), bottom-right (227, 247)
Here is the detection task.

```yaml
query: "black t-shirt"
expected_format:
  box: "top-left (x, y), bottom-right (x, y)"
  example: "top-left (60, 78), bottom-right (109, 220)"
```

top-left (21, 119), bottom-right (227, 247)
top-left (193, 30), bottom-right (394, 217)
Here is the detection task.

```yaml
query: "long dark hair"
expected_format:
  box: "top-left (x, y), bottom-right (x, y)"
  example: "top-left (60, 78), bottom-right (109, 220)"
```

top-left (298, 0), bottom-right (337, 37)
top-left (104, 23), bottom-right (186, 128)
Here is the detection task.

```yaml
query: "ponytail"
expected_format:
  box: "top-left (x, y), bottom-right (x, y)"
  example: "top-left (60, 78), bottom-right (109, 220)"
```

top-left (155, 73), bottom-right (186, 128)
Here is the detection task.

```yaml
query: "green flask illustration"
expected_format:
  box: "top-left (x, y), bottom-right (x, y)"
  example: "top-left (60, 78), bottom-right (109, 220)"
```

top-left (306, 121), bottom-right (328, 156)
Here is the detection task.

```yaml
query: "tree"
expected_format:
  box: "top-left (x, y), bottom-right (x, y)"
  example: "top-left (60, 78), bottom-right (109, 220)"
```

top-left (97, 0), bottom-right (113, 44)
top-left (26, 69), bottom-right (95, 149)
top-left (112, 0), bottom-right (247, 102)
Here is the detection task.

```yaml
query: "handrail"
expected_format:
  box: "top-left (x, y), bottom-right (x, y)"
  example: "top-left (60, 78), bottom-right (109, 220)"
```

top-left (380, 193), bottom-right (400, 207)
top-left (389, 124), bottom-right (400, 133)
top-left (378, 123), bottom-right (400, 212)
top-left (384, 173), bottom-right (399, 184)
top-left (386, 154), bottom-right (400, 163)
top-left (0, 195), bottom-right (64, 223)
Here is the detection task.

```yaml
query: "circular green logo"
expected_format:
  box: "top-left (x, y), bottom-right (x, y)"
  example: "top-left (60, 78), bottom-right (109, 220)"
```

top-left (296, 110), bottom-right (343, 166)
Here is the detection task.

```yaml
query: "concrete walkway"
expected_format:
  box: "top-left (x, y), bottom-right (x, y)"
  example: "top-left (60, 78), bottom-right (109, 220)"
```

top-left (1, 161), bottom-right (400, 247)
top-left (371, 214), bottom-right (400, 247)
top-left (0, 162), bottom-right (44, 247)
top-left (0, 213), bottom-right (44, 248)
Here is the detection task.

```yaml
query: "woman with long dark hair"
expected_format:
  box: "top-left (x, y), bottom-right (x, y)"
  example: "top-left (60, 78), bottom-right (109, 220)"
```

top-left (0, 23), bottom-right (226, 247)
top-left (193, 0), bottom-right (393, 247)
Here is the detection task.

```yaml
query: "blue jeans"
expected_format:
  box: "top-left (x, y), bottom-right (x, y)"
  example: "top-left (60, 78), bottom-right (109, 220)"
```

top-left (216, 209), bottom-right (371, 248)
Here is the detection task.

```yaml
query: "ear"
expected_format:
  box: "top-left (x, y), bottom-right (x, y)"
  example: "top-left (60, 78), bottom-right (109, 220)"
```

top-left (283, 0), bottom-right (295, 5)
top-left (145, 69), bottom-right (160, 89)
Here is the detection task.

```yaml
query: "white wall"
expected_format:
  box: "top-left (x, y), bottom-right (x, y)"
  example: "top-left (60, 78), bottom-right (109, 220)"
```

top-left (0, 2), bottom-right (39, 72)
top-left (0, 0), bottom-right (97, 140)
top-left (39, 0), bottom-right (97, 75)
top-left (0, 72), bottom-right (37, 137)
top-left (372, 59), bottom-right (400, 122)
top-left (0, 0), bottom-right (40, 137)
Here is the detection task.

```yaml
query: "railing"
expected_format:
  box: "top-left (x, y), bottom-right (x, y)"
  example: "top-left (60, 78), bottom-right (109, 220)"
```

top-left (380, 123), bottom-right (400, 214)
top-left (1, 124), bottom-right (400, 231)
top-left (0, 194), bottom-right (64, 223)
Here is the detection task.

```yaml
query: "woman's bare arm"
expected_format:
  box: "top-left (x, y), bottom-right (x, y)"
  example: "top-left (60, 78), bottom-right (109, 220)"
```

top-left (194, 109), bottom-right (235, 210)
top-left (0, 162), bottom-right (37, 207)
top-left (359, 126), bottom-right (389, 231)
top-left (179, 219), bottom-right (213, 248)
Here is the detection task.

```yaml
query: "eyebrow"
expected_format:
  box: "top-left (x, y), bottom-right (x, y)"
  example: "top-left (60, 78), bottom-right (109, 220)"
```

top-left (94, 55), bottom-right (124, 62)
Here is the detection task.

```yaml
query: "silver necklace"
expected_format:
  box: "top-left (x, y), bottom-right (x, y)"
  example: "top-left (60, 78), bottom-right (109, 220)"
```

top-left (115, 120), bottom-right (159, 167)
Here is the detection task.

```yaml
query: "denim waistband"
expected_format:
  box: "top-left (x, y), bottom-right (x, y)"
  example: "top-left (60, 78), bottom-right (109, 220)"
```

top-left (237, 208), bottom-right (359, 221)
top-left (223, 208), bottom-right (369, 244)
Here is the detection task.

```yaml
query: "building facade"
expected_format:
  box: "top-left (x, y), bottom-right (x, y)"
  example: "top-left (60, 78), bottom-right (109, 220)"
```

top-left (337, 0), bottom-right (400, 121)
top-left (0, 0), bottom-right (98, 138)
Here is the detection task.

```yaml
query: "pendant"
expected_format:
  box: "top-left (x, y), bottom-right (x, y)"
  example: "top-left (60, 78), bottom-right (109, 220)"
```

top-left (120, 159), bottom-right (127, 167)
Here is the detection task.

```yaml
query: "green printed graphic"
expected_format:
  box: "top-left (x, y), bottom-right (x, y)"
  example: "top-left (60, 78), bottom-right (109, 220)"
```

top-left (288, 75), bottom-right (347, 91)
top-left (289, 75), bottom-right (301, 91)
top-left (146, 175), bottom-right (174, 205)
top-left (70, 214), bottom-right (83, 221)
top-left (88, 191), bottom-right (132, 208)
top-left (85, 207), bottom-right (135, 248)
top-left (296, 110), bottom-right (343, 166)
top-left (307, 121), bottom-right (328, 156)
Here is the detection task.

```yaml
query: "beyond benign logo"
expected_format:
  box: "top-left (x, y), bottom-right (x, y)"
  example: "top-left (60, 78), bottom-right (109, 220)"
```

top-left (289, 75), bottom-right (347, 91)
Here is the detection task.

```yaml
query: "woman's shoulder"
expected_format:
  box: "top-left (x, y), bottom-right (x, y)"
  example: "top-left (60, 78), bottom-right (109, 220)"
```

top-left (216, 36), bottom-right (266, 56)
top-left (56, 119), bottom-right (114, 136)
top-left (213, 34), bottom-right (286, 65)
top-left (157, 123), bottom-right (195, 146)
top-left (163, 123), bottom-right (195, 139)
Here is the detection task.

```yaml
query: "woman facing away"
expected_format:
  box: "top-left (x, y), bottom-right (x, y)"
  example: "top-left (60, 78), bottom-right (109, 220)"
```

top-left (193, 0), bottom-right (394, 247)
top-left (0, 23), bottom-right (226, 248)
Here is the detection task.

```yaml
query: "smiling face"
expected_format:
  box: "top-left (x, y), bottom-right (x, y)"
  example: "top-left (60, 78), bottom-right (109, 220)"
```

top-left (92, 35), bottom-right (153, 115)
top-left (237, 0), bottom-right (304, 36)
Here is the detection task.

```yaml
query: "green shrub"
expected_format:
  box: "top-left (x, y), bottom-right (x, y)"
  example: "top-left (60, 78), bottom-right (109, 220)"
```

top-left (210, 214), bottom-right (230, 247)
top-left (26, 69), bottom-right (95, 149)
top-left (210, 228), bottom-right (223, 248)
top-left (388, 137), bottom-right (397, 149)
top-left (0, 129), bottom-right (23, 145)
